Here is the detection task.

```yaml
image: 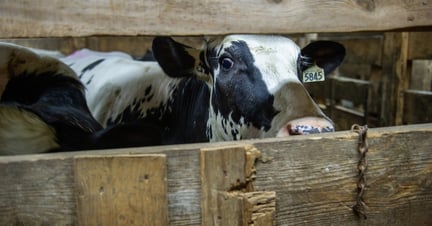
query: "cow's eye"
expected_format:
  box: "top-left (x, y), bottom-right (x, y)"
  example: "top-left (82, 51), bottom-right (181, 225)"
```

top-left (219, 57), bottom-right (234, 71)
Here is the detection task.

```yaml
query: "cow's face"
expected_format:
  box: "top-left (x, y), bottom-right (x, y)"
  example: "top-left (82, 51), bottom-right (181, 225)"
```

top-left (153, 35), bottom-right (345, 141)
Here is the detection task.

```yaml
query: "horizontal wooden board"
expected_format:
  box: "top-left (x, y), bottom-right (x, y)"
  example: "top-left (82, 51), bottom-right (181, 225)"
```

top-left (0, 0), bottom-right (431, 38)
top-left (0, 123), bottom-right (431, 225)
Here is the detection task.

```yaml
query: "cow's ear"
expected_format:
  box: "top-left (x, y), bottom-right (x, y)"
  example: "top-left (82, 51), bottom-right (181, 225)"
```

top-left (299, 41), bottom-right (345, 75)
top-left (152, 37), bottom-right (200, 78)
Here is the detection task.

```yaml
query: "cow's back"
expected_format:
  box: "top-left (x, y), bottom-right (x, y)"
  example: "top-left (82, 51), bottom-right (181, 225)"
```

top-left (62, 49), bottom-right (181, 127)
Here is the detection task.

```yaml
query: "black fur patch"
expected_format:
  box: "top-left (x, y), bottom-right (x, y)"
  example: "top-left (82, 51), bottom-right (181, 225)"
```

top-left (152, 37), bottom-right (196, 78)
top-left (1, 72), bottom-right (84, 105)
top-left (79, 59), bottom-right (105, 78)
top-left (1, 71), bottom-right (103, 152)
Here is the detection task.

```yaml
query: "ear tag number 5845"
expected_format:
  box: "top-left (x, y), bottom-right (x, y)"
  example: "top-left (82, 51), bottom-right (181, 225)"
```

top-left (302, 65), bottom-right (325, 83)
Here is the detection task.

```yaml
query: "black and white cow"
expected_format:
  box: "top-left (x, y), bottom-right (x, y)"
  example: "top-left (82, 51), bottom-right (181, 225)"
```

top-left (63, 35), bottom-right (345, 145)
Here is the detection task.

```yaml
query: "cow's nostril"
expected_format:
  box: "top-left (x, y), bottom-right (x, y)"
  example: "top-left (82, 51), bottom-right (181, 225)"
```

top-left (287, 124), bottom-right (303, 135)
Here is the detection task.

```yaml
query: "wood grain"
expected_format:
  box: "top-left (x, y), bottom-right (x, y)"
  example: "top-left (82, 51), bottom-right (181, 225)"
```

top-left (410, 60), bottom-right (432, 91)
top-left (0, 158), bottom-right (76, 225)
top-left (408, 32), bottom-right (432, 60)
top-left (0, 0), bottom-right (431, 38)
top-left (200, 146), bottom-right (249, 225)
top-left (200, 145), bottom-right (275, 225)
top-left (253, 124), bottom-right (432, 225)
top-left (0, 123), bottom-right (431, 225)
top-left (74, 154), bottom-right (168, 226)
top-left (380, 32), bottom-right (409, 126)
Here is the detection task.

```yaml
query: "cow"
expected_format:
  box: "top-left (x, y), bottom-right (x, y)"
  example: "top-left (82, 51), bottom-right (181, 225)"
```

top-left (62, 35), bottom-right (345, 145)
top-left (0, 42), bottom-right (161, 155)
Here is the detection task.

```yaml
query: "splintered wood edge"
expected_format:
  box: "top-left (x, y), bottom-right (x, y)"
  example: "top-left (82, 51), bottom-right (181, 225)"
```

top-left (200, 144), bottom-right (276, 225)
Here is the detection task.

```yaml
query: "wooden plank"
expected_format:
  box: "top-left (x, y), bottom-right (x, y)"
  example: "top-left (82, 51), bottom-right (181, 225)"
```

top-left (0, 158), bottom-right (76, 225)
top-left (339, 63), bottom-right (373, 80)
top-left (331, 76), bottom-right (370, 106)
top-left (74, 154), bottom-right (168, 226)
top-left (408, 32), bottom-right (432, 60)
top-left (368, 65), bottom-right (384, 125)
top-left (200, 145), bottom-right (276, 226)
top-left (1, 0), bottom-right (432, 38)
top-left (403, 90), bottom-right (432, 124)
top-left (380, 32), bottom-right (409, 126)
top-left (332, 36), bottom-right (383, 66)
top-left (308, 76), bottom-right (370, 130)
top-left (0, 123), bottom-right (431, 225)
top-left (200, 146), bottom-right (248, 225)
top-left (410, 60), bottom-right (432, 91)
top-left (252, 123), bottom-right (432, 225)
top-left (330, 106), bottom-right (367, 130)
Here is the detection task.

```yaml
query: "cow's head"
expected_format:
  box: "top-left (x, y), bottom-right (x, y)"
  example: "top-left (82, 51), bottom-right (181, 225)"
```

top-left (153, 35), bottom-right (345, 141)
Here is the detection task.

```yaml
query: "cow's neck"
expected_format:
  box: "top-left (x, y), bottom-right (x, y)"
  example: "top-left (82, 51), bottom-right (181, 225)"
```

top-left (207, 108), bottom-right (265, 142)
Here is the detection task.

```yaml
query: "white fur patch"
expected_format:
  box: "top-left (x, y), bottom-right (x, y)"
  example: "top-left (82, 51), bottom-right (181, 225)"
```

top-left (208, 110), bottom-right (264, 141)
top-left (226, 35), bottom-right (302, 94)
top-left (0, 106), bottom-right (59, 155)
top-left (62, 52), bottom-right (181, 126)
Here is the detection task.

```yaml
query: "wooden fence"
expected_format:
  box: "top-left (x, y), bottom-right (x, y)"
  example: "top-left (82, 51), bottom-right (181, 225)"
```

top-left (1, 0), bottom-right (431, 37)
top-left (1, 0), bottom-right (432, 225)
top-left (0, 123), bottom-right (431, 225)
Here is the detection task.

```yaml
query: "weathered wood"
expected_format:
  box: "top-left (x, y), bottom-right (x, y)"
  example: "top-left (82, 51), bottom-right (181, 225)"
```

top-left (380, 32), bottom-right (410, 126)
top-left (408, 32), bottom-right (432, 60)
top-left (403, 90), bottom-right (432, 124)
top-left (0, 158), bottom-right (76, 225)
top-left (333, 35), bottom-right (383, 66)
top-left (200, 145), bottom-right (275, 226)
top-left (331, 76), bottom-right (370, 106)
top-left (252, 123), bottom-right (432, 225)
top-left (74, 154), bottom-right (168, 226)
top-left (331, 34), bottom-right (383, 80)
top-left (244, 191), bottom-right (276, 226)
top-left (0, 123), bottom-right (431, 225)
top-left (1, 0), bottom-right (432, 38)
top-left (410, 60), bottom-right (432, 91)
top-left (338, 63), bottom-right (373, 80)
top-left (330, 106), bottom-right (367, 131)
top-left (200, 146), bottom-right (249, 225)
top-left (307, 76), bottom-right (370, 130)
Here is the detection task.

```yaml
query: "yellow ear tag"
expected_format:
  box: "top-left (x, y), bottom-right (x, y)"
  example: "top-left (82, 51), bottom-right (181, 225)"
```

top-left (302, 65), bottom-right (325, 83)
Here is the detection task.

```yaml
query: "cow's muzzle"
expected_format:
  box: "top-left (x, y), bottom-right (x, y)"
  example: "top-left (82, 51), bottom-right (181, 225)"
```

top-left (276, 117), bottom-right (334, 137)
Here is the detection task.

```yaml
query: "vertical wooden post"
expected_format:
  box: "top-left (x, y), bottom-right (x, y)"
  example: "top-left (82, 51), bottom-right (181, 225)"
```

top-left (201, 145), bottom-right (276, 226)
top-left (380, 32), bottom-right (409, 126)
top-left (74, 154), bottom-right (168, 226)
